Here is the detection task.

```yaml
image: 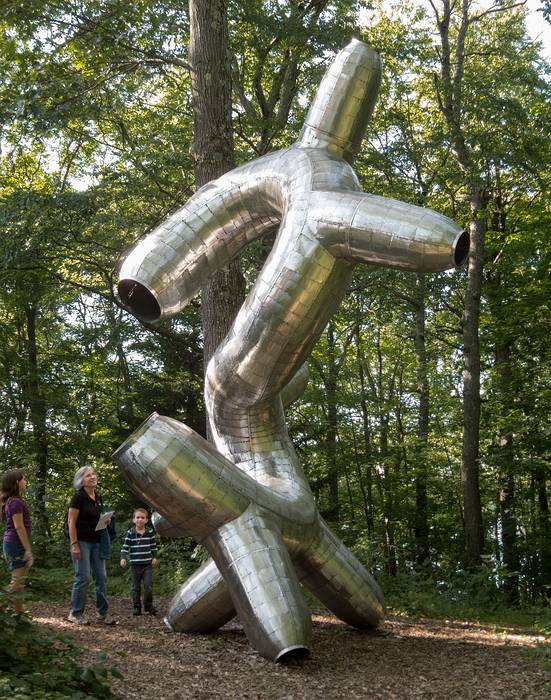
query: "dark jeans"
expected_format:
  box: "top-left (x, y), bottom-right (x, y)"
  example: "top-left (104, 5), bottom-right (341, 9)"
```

top-left (131, 563), bottom-right (153, 612)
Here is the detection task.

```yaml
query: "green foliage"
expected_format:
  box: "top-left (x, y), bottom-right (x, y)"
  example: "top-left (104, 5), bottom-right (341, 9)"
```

top-left (0, 0), bottom-right (549, 623)
top-left (229, 0), bottom-right (370, 155)
top-left (0, 593), bottom-right (121, 699)
top-left (383, 568), bottom-right (551, 632)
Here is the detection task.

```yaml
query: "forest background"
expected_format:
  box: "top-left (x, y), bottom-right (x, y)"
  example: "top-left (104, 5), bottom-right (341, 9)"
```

top-left (0, 0), bottom-right (550, 685)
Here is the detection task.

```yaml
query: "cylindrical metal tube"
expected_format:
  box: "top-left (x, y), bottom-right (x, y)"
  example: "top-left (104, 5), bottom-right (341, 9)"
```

top-left (118, 166), bottom-right (281, 321)
top-left (205, 506), bottom-right (312, 662)
top-left (313, 191), bottom-right (468, 272)
top-left (297, 39), bottom-right (381, 162)
top-left (165, 558), bottom-right (235, 633)
top-left (113, 413), bottom-right (250, 540)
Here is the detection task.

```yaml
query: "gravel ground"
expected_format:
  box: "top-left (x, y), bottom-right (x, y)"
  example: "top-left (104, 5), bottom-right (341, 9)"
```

top-left (32, 597), bottom-right (551, 699)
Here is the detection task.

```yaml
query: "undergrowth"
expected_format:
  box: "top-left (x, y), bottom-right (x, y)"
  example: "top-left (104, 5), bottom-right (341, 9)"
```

top-left (380, 570), bottom-right (551, 635)
top-left (4, 542), bottom-right (550, 637)
top-left (0, 591), bottom-right (121, 699)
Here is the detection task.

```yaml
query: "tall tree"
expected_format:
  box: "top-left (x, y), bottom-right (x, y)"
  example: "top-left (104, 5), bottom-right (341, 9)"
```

top-left (189, 0), bottom-right (246, 378)
top-left (429, 0), bottom-right (491, 566)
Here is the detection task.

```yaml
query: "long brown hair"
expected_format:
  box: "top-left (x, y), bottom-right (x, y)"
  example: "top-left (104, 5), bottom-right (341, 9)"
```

top-left (1, 469), bottom-right (24, 522)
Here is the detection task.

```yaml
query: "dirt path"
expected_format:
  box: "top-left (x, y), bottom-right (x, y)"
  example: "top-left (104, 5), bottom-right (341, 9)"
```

top-left (32, 597), bottom-right (550, 699)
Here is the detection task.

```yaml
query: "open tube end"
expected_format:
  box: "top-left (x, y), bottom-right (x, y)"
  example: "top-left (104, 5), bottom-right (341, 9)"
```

top-left (453, 230), bottom-right (470, 267)
top-left (118, 279), bottom-right (161, 322)
top-left (112, 412), bottom-right (160, 462)
top-left (275, 645), bottom-right (310, 663)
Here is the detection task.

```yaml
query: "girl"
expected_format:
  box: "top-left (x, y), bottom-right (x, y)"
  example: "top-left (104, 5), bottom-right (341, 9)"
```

top-left (2, 469), bottom-right (33, 613)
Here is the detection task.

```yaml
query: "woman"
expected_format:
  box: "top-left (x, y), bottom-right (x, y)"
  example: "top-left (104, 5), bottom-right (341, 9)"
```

top-left (67, 465), bottom-right (116, 625)
top-left (2, 469), bottom-right (33, 613)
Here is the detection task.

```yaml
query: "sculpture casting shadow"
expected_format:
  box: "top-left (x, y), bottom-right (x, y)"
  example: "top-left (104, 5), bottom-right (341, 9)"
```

top-left (113, 39), bottom-right (468, 662)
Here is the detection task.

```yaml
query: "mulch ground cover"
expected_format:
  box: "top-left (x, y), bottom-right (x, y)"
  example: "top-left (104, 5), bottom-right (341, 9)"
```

top-left (31, 597), bottom-right (550, 699)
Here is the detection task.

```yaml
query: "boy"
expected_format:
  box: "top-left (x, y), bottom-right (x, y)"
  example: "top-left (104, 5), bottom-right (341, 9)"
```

top-left (120, 508), bottom-right (159, 616)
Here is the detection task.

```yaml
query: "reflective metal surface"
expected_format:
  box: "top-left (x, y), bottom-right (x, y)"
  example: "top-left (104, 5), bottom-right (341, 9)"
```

top-left (114, 39), bottom-right (467, 662)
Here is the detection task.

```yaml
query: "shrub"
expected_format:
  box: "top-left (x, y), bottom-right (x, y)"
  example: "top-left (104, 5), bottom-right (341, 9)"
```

top-left (0, 591), bottom-right (120, 699)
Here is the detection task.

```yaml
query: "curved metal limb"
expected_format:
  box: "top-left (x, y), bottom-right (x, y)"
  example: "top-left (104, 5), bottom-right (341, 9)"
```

top-left (205, 506), bottom-right (312, 662)
top-left (280, 363), bottom-right (309, 408)
top-left (165, 558), bottom-right (235, 633)
top-left (295, 519), bottom-right (384, 629)
top-left (118, 157), bottom-right (283, 320)
top-left (312, 190), bottom-right (468, 272)
top-left (115, 412), bottom-right (318, 531)
top-left (113, 413), bottom-right (249, 540)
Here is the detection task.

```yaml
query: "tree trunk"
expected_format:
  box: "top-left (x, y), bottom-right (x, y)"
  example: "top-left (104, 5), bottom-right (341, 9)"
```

top-left (375, 327), bottom-right (397, 576)
top-left (433, 0), bottom-right (486, 567)
top-left (535, 466), bottom-right (551, 598)
top-left (413, 273), bottom-right (430, 569)
top-left (485, 171), bottom-right (518, 599)
top-left (495, 340), bottom-right (519, 603)
top-left (324, 323), bottom-right (340, 523)
top-left (24, 304), bottom-right (50, 536)
top-left (342, 455), bottom-right (356, 525)
top-left (460, 193), bottom-right (485, 566)
top-left (380, 413), bottom-right (397, 577)
top-left (188, 0), bottom-right (246, 429)
top-left (355, 318), bottom-right (374, 536)
top-left (106, 303), bottom-right (134, 429)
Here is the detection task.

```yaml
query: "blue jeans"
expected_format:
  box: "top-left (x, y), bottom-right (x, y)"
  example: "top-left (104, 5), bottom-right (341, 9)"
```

top-left (70, 541), bottom-right (108, 616)
top-left (3, 541), bottom-right (26, 572)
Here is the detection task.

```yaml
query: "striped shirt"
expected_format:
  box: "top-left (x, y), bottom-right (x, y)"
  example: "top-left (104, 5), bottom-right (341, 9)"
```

top-left (120, 526), bottom-right (158, 564)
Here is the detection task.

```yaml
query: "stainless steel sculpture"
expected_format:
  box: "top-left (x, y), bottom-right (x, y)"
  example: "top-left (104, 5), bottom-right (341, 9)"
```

top-left (113, 39), bottom-right (468, 662)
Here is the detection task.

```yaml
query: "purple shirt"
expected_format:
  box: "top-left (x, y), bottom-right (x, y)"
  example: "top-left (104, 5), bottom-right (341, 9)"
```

top-left (3, 497), bottom-right (32, 546)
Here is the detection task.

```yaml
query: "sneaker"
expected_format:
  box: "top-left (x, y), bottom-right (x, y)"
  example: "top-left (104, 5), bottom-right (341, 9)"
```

top-left (146, 608), bottom-right (157, 616)
top-left (67, 612), bottom-right (90, 625)
top-left (96, 613), bottom-right (117, 625)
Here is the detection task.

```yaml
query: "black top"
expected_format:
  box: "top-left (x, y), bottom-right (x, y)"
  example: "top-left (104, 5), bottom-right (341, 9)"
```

top-left (69, 489), bottom-right (102, 543)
